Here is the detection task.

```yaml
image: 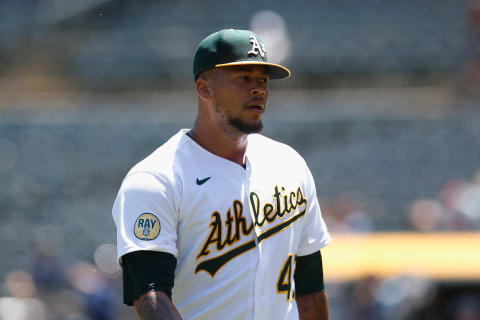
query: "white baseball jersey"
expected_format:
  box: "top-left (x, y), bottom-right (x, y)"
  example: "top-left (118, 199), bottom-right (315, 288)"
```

top-left (113, 129), bottom-right (331, 320)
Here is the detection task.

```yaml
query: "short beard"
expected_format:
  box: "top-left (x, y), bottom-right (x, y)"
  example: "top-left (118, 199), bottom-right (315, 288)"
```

top-left (213, 100), bottom-right (264, 134)
top-left (228, 117), bottom-right (264, 134)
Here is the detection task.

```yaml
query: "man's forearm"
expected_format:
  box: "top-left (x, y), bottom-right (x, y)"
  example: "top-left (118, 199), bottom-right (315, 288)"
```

top-left (134, 291), bottom-right (183, 320)
top-left (296, 290), bottom-right (330, 320)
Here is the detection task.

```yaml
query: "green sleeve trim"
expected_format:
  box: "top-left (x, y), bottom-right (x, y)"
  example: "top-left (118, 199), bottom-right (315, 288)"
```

top-left (294, 250), bottom-right (325, 295)
top-left (122, 250), bottom-right (177, 306)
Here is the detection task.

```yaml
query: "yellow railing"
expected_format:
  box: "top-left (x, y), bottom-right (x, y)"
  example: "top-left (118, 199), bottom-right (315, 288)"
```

top-left (322, 232), bottom-right (480, 281)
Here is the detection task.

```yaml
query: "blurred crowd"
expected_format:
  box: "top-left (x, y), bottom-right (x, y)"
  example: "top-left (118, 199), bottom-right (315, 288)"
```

top-left (0, 230), bottom-right (126, 320)
top-left (323, 169), bottom-right (480, 233)
top-left (331, 274), bottom-right (480, 320)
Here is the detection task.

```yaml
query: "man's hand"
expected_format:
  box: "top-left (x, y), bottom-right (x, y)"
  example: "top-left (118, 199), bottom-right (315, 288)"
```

top-left (296, 290), bottom-right (330, 320)
top-left (134, 291), bottom-right (183, 320)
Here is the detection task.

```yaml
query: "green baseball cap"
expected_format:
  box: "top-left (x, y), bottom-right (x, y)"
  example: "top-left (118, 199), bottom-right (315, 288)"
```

top-left (193, 29), bottom-right (290, 80)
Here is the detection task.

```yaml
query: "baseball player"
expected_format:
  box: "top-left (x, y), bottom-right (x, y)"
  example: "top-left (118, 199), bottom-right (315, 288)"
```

top-left (112, 29), bottom-right (331, 320)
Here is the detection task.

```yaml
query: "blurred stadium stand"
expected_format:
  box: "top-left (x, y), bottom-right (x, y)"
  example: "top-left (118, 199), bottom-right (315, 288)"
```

top-left (1, 0), bottom-right (480, 319)
top-left (0, 0), bottom-right (472, 89)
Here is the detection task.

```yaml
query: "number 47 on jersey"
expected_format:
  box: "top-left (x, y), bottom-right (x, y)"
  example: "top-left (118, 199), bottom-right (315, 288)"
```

top-left (277, 255), bottom-right (295, 301)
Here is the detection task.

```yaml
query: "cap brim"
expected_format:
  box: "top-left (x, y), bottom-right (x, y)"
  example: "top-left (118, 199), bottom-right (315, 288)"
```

top-left (215, 61), bottom-right (291, 80)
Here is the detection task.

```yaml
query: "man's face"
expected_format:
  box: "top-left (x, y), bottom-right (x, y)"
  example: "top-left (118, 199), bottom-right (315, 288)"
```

top-left (206, 65), bottom-right (270, 134)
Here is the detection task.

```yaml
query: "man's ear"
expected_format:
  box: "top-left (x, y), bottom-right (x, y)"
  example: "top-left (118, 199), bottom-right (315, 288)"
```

top-left (196, 78), bottom-right (212, 101)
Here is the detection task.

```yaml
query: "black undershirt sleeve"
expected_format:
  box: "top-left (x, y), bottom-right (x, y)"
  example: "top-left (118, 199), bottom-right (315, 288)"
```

top-left (121, 250), bottom-right (177, 306)
top-left (294, 250), bottom-right (326, 295)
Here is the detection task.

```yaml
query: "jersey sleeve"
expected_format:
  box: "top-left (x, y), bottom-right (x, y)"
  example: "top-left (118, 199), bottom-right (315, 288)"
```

top-left (112, 171), bottom-right (179, 263)
top-left (297, 164), bottom-right (331, 256)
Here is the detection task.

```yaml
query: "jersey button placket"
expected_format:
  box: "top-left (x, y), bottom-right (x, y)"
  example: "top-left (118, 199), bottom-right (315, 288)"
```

top-left (244, 159), bottom-right (261, 320)
top-left (238, 160), bottom-right (253, 320)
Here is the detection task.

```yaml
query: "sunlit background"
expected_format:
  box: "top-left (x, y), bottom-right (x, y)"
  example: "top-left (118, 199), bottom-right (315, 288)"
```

top-left (1, 0), bottom-right (480, 319)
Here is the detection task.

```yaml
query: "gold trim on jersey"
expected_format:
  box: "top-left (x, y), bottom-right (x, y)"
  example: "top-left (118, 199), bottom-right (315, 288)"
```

top-left (250, 186), bottom-right (306, 227)
top-left (197, 200), bottom-right (254, 260)
top-left (195, 206), bottom-right (307, 277)
top-left (195, 185), bottom-right (308, 277)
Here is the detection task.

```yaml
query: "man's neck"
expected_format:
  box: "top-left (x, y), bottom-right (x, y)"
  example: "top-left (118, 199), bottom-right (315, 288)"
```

top-left (188, 122), bottom-right (248, 167)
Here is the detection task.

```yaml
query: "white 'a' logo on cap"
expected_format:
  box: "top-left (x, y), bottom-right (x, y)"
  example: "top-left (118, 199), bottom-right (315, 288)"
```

top-left (248, 36), bottom-right (266, 58)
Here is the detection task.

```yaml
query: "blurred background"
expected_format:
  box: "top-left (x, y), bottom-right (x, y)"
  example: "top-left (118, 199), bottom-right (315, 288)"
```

top-left (1, 0), bottom-right (480, 319)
